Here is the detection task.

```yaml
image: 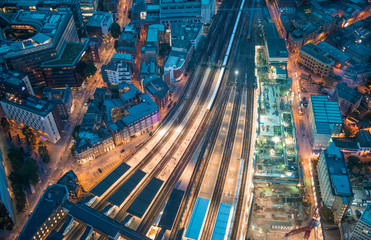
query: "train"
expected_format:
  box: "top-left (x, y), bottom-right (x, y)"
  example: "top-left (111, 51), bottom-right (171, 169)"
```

top-left (206, 0), bottom-right (247, 111)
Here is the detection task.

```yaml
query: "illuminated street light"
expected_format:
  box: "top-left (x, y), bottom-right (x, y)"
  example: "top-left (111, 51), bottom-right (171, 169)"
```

top-left (235, 70), bottom-right (239, 75)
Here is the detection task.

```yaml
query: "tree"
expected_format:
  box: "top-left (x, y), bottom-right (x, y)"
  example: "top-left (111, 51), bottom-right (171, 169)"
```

top-left (347, 156), bottom-right (360, 171)
top-left (38, 141), bottom-right (50, 164)
top-left (7, 147), bottom-right (23, 170)
top-left (22, 126), bottom-right (37, 149)
top-left (8, 174), bottom-right (27, 212)
top-left (0, 203), bottom-right (14, 230)
top-left (110, 22), bottom-right (121, 38)
top-left (86, 62), bottom-right (97, 77)
top-left (0, 117), bottom-right (10, 132)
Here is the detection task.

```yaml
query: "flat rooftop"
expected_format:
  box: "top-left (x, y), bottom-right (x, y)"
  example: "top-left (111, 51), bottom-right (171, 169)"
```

top-left (122, 94), bottom-right (159, 126)
top-left (310, 95), bottom-right (342, 134)
top-left (300, 43), bottom-right (334, 65)
top-left (360, 204), bottom-right (371, 226)
top-left (1, 94), bottom-right (55, 117)
top-left (323, 143), bottom-right (352, 196)
top-left (19, 184), bottom-right (68, 240)
top-left (42, 43), bottom-right (86, 67)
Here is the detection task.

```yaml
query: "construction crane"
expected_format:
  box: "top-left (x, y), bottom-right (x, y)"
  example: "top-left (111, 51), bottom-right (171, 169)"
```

top-left (284, 205), bottom-right (321, 240)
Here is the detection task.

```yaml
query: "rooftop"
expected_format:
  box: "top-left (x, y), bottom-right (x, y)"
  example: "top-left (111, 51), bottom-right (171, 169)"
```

top-left (19, 184), bottom-right (68, 240)
top-left (120, 84), bottom-right (141, 102)
top-left (335, 82), bottom-right (363, 105)
top-left (310, 95), bottom-right (342, 134)
top-left (301, 43), bottom-right (334, 65)
top-left (316, 42), bottom-right (350, 64)
top-left (41, 43), bottom-right (86, 67)
top-left (122, 94), bottom-right (159, 126)
top-left (323, 142), bottom-right (352, 196)
top-left (142, 75), bottom-right (169, 100)
top-left (266, 38), bottom-right (288, 59)
top-left (86, 11), bottom-right (113, 27)
top-left (1, 94), bottom-right (55, 117)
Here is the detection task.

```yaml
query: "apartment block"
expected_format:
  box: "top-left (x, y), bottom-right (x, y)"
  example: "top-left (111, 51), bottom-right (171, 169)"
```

top-left (317, 142), bottom-right (353, 224)
top-left (0, 95), bottom-right (63, 143)
top-left (101, 59), bottom-right (132, 86)
top-left (334, 82), bottom-right (363, 116)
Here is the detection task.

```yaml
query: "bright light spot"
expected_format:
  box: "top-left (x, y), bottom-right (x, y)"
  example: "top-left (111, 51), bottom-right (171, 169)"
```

top-left (272, 136), bottom-right (280, 143)
top-left (235, 70), bottom-right (239, 75)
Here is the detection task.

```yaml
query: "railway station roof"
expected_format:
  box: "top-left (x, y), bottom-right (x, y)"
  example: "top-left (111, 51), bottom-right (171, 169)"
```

top-left (127, 177), bottom-right (163, 218)
top-left (185, 197), bottom-right (209, 240)
top-left (159, 189), bottom-right (184, 230)
top-left (91, 163), bottom-right (131, 197)
top-left (108, 170), bottom-right (146, 206)
top-left (211, 203), bottom-right (231, 240)
top-left (67, 203), bottom-right (150, 240)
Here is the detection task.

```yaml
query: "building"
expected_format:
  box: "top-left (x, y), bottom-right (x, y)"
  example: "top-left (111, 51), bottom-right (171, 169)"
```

top-left (74, 85), bottom-right (160, 163)
top-left (88, 37), bottom-right (103, 62)
top-left (316, 41), bottom-right (350, 68)
top-left (333, 130), bottom-right (371, 158)
top-left (116, 31), bottom-right (138, 57)
top-left (57, 170), bottom-right (83, 202)
top-left (139, 58), bottom-right (158, 80)
top-left (41, 42), bottom-right (93, 88)
top-left (101, 59), bottom-right (132, 86)
top-left (308, 95), bottom-right (343, 149)
top-left (79, 0), bottom-right (98, 20)
top-left (317, 142), bottom-right (353, 224)
top-left (334, 82), bottom-right (363, 116)
top-left (0, 70), bottom-right (34, 99)
top-left (298, 43), bottom-right (335, 77)
top-left (0, 0), bottom-right (85, 36)
top-left (42, 87), bottom-right (73, 120)
top-left (19, 185), bottom-right (69, 240)
top-left (142, 75), bottom-right (170, 110)
top-left (0, 95), bottom-right (63, 143)
top-left (141, 42), bottom-right (158, 61)
top-left (86, 11), bottom-right (113, 38)
top-left (262, 23), bottom-right (288, 65)
top-left (170, 22), bottom-right (203, 51)
top-left (0, 10), bottom-right (79, 86)
top-left (0, 148), bottom-right (14, 223)
top-left (343, 63), bottom-right (371, 84)
top-left (350, 203), bottom-right (371, 240)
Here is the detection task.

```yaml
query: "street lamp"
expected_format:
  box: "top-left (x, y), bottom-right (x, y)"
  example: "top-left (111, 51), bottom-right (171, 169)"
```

top-left (235, 70), bottom-right (239, 75)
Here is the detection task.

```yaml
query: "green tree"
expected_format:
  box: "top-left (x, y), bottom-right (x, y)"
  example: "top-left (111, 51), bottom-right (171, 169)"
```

top-left (86, 62), bottom-right (97, 77)
top-left (0, 202), bottom-right (14, 230)
top-left (0, 117), bottom-right (10, 132)
top-left (347, 156), bottom-right (360, 171)
top-left (38, 141), bottom-right (50, 164)
top-left (22, 126), bottom-right (37, 149)
top-left (110, 22), bottom-right (121, 38)
top-left (7, 147), bottom-right (23, 170)
top-left (72, 125), bottom-right (81, 140)
top-left (8, 174), bottom-right (27, 212)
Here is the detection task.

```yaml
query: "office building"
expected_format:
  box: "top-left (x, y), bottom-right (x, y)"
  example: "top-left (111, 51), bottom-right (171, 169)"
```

top-left (350, 203), bottom-right (371, 240)
top-left (298, 43), bottom-right (335, 77)
top-left (333, 130), bottom-right (371, 158)
top-left (86, 11), bottom-right (113, 38)
top-left (0, 148), bottom-right (14, 223)
top-left (0, 70), bottom-right (34, 99)
top-left (0, 0), bottom-right (85, 36)
top-left (0, 95), bottom-right (63, 143)
top-left (142, 75), bottom-right (170, 110)
top-left (0, 10), bottom-right (79, 86)
top-left (343, 63), bottom-right (371, 84)
top-left (88, 37), bottom-right (103, 62)
top-left (42, 87), bottom-right (73, 120)
top-left (41, 42), bottom-right (93, 88)
top-left (308, 95), bottom-right (342, 149)
top-left (334, 83), bottom-right (363, 116)
top-left (317, 142), bottom-right (353, 224)
top-left (79, 0), bottom-right (98, 20)
top-left (19, 184), bottom-right (69, 240)
top-left (101, 59), bottom-right (132, 86)
top-left (139, 58), bottom-right (158, 80)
